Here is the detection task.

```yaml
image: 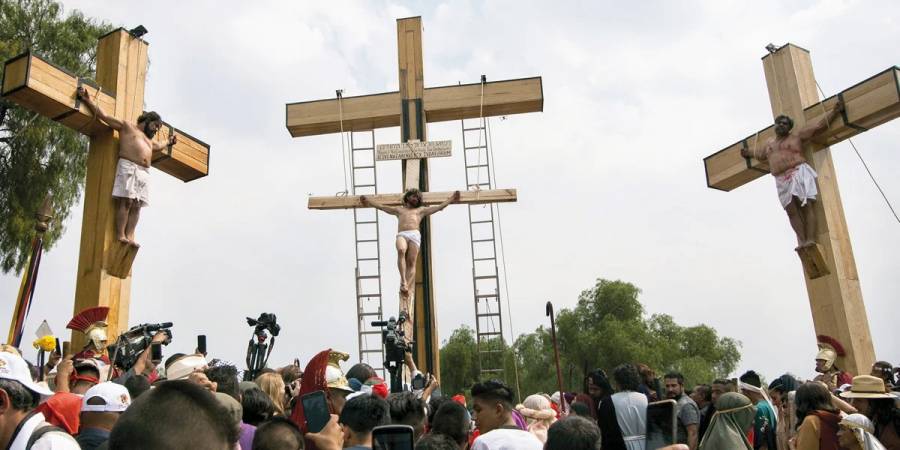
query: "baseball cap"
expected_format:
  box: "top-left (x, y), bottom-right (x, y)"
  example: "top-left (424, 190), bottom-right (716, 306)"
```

top-left (0, 351), bottom-right (54, 397)
top-left (82, 382), bottom-right (131, 412)
top-left (166, 355), bottom-right (209, 381)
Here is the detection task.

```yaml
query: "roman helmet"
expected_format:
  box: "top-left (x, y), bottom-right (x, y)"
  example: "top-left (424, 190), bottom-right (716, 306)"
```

top-left (67, 307), bottom-right (110, 352)
top-left (325, 350), bottom-right (353, 392)
top-left (816, 334), bottom-right (846, 372)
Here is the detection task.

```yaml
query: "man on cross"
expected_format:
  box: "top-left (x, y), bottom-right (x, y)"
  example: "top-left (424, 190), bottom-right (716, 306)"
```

top-left (76, 86), bottom-right (176, 248)
top-left (360, 189), bottom-right (460, 295)
top-left (741, 100), bottom-right (844, 250)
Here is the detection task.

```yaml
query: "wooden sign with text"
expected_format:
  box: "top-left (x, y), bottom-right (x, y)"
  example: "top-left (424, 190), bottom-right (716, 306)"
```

top-left (376, 140), bottom-right (452, 161)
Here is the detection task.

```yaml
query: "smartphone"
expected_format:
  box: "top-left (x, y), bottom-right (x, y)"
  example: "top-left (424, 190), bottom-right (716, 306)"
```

top-left (197, 335), bottom-right (207, 355)
top-left (54, 338), bottom-right (61, 355)
top-left (150, 342), bottom-right (163, 362)
top-left (645, 399), bottom-right (677, 450)
top-left (411, 374), bottom-right (426, 390)
top-left (372, 424), bottom-right (415, 450)
top-left (301, 390), bottom-right (330, 433)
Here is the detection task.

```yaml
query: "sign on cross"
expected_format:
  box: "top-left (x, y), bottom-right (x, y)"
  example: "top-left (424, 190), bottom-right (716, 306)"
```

top-left (286, 17), bottom-right (542, 375)
top-left (702, 44), bottom-right (900, 374)
top-left (1, 28), bottom-right (210, 349)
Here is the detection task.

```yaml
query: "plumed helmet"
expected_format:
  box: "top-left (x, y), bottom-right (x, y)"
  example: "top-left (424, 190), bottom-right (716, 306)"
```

top-left (325, 351), bottom-right (353, 392)
top-left (67, 307), bottom-right (110, 351)
top-left (816, 335), bottom-right (847, 371)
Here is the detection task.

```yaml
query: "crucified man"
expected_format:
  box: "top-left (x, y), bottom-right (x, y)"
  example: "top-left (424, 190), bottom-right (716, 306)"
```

top-left (741, 100), bottom-right (844, 250)
top-left (360, 189), bottom-right (460, 296)
top-left (77, 86), bottom-right (176, 248)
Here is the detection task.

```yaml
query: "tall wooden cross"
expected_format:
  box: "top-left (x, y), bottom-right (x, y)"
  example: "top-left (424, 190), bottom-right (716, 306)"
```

top-left (286, 17), bottom-right (543, 374)
top-left (1, 28), bottom-right (210, 350)
top-left (703, 44), bottom-right (899, 374)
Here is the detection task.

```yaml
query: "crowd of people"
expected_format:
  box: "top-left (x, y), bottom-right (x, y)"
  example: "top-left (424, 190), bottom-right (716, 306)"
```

top-left (0, 309), bottom-right (897, 450)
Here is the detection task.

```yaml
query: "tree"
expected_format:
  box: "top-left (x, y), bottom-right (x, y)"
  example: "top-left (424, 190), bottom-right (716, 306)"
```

top-left (0, 0), bottom-right (113, 273)
top-left (438, 325), bottom-right (481, 397)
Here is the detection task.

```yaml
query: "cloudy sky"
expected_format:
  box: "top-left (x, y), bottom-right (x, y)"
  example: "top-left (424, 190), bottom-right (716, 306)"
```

top-left (2, 0), bottom-right (898, 384)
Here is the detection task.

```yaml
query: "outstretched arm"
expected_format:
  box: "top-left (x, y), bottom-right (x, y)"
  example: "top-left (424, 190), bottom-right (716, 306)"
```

top-left (422, 191), bottom-right (460, 216)
top-left (151, 133), bottom-right (177, 152)
top-left (76, 86), bottom-right (124, 130)
top-left (798, 99), bottom-right (844, 141)
top-left (359, 195), bottom-right (399, 215)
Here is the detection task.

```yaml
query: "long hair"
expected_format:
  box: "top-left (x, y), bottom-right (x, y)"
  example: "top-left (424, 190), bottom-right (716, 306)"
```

top-left (795, 382), bottom-right (836, 429)
top-left (255, 372), bottom-right (287, 416)
top-left (403, 189), bottom-right (422, 207)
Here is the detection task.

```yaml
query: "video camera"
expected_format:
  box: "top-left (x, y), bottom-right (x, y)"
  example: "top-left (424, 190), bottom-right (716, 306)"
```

top-left (372, 314), bottom-right (414, 392)
top-left (111, 322), bottom-right (172, 371)
top-left (246, 313), bottom-right (280, 338)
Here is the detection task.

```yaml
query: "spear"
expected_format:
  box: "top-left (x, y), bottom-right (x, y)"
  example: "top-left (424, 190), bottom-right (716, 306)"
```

top-left (546, 301), bottom-right (566, 414)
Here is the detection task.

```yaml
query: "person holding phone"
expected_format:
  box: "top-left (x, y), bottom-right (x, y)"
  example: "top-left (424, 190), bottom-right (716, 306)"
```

top-left (470, 379), bottom-right (542, 450)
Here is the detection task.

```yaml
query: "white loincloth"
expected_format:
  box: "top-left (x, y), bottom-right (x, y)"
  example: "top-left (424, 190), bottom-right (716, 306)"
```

top-left (775, 162), bottom-right (817, 208)
top-left (397, 230), bottom-right (421, 247)
top-left (112, 158), bottom-right (150, 207)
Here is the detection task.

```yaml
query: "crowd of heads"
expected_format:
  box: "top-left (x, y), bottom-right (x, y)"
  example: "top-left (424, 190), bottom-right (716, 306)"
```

top-left (1, 319), bottom-right (898, 450)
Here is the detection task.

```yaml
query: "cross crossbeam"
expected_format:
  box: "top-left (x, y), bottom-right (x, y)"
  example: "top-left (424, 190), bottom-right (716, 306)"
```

top-left (308, 189), bottom-right (517, 210)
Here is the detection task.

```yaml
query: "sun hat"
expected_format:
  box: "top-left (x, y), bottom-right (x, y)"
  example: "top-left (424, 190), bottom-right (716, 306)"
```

top-left (839, 375), bottom-right (892, 399)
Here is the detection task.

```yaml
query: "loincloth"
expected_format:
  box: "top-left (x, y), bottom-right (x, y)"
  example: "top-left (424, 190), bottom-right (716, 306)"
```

top-left (112, 158), bottom-right (150, 207)
top-left (397, 230), bottom-right (421, 247)
top-left (775, 162), bottom-right (817, 208)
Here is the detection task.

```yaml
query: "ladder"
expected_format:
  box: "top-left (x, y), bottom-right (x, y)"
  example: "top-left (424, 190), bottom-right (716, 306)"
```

top-left (350, 130), bottom-right (386, 378)
top-left (461, 118), bottom-right (505, 377)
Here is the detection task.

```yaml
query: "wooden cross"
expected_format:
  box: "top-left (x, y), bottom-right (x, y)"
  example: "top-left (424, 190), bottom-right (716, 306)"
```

top-left (1, 29), bottom-right (210, 350)
top-left (703, 44), bottom-right (900, 374)
top-left (286, 17), bottom-right (542, 374)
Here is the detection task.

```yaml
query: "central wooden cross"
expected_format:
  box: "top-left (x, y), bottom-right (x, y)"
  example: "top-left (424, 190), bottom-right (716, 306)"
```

top-left (286, 17), bottom-right (542, 374)
top-left (1, 29), bottom-right (210, 349)
top-left (703, 44), bottom-right (899, 374)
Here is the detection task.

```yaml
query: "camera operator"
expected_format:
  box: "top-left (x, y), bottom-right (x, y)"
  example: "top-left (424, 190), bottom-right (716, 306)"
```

top-left (403, 351), bottom-right (440, 402)
top-left (111, 330), bottom-right (168, 385)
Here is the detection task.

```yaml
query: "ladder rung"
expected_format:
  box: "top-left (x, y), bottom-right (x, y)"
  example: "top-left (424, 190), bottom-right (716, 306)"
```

top-left (358, 294), bottom-right (381, 298)
top-left (477, 313), bottom-right (501, 319)
top-left (475, 294), bottom-right (498, 298)
top-left (466, 145), bottom-right (487, 150)
top-left (472, 238), bottom-right (494, 243)
top-left (355, 220), bottom-right (377, 225)
top-left (473, 257), bottom-right (495, 261)
top-left (470, 220), bottom-right (493, 225)
top-left (479, 349), bottom-right (505, 354)
top-left (361, 350), bottom-right (383, 354)
top-left (466, 164), bottom-right (489, 169)
top-left (463, 127), bottom-right (485, 132)
top-left (354, 184), bottom-right (376, 188)
top-left (353, 147), bottom-right (375, 151)
top-left (357, 257), bottom-right (379, 261)
top-left (479, 332), bottom-right (502, 337)
top-left (358, 275), bottom-right (380, 279)
top-left (359, 312), bottom-right (382, 317)
top-left (357, 239), bottom-right (378, 243)
top-left (474, 275), bottom-right (498, 280)
top-left (360, 331), bottom-right (382, 336)
top-left (354, 165), bottom-right (375, 170)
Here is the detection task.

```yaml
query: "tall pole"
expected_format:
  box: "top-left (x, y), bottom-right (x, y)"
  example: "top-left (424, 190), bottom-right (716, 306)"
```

top-left (546, 301), bottom-right (565, 406)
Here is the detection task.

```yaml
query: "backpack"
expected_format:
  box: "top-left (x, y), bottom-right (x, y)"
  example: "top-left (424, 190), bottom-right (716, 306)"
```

top-left (25, 424), bottom-right (68, 450)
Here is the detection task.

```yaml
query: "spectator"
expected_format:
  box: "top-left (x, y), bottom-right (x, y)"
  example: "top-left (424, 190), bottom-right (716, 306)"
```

top-left (207, 364), bottom-right (241, 401)
top-left (470, 379), bottom-right (542, 450)
top-left (515, 394), bottom-right (556, 443)
top-left (0, 352), bottom-right (79, 449)
top-left (740, 370), bottom-right (778, 449)
top-left (795, 382), bottom-right (841, 450)
top-left (243, 386), bottom-right (276, 426)
top-left (870, 362), bottom-right (895, 390)
top-left (839, 375), bottom-right (900, 449)
top-left (427, 395), bottom-right (453, 430)
top-left (253, 416), bottom-right (304, 450)
top-left (430, 401), bottom-right (471, 449)
top-left (698, 392), bottom-right (755, 450)
top-left (588, 369), bottom-right (626, 450)
top-left (256, 372), bottom-right (287, 416)
top-left (339, 394), bottom-right (390, 450)
top-left (837, 413), bottom-right (889, 450)
top-left (636, 363), bottom-right (661, 401)
top-left (769, 374), bottom-right (800, 450)
top-left (612, 364), bottom-right (648, 450)
top-left (387, 391), bottom-right (428, 440)
top-left (665, 371), bottom-right (700, 450)
top-left (691, 384), bottom-right (713, 439)
top-left (123, 373), bottom-right (151, 400)
top-left (545, 415), bottom-right (602, 450)
top-left (77, 382), bottom-right (131, 450)
top-left (107, 380), bottom-right (240, 449)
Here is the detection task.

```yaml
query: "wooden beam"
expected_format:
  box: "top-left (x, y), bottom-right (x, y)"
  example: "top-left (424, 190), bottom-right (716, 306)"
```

top-left (1, 51), bottom-right (210, 182)
top-left (704, 66), bottom-right (900, 191)
top-left (285, 77), bottom-right (543, 137)
top-left (307, 189), bottom-right (517, 210)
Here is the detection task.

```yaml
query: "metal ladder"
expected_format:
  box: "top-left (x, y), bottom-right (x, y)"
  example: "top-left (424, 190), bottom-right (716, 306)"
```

top-left (461, 118), bottom-right (505, 377)
top-left (350, 130), bottom-right (386, 377)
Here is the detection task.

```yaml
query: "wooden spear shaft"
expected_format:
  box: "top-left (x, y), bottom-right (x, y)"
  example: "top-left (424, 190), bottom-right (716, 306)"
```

top-left (546, 301), bottom-right (565, 408)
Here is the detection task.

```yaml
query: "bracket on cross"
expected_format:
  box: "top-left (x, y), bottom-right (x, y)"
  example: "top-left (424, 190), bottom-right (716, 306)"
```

top-left (796, 243), bottom-right (830, 279)
top-left (105, 241), bottom-right (139, 279)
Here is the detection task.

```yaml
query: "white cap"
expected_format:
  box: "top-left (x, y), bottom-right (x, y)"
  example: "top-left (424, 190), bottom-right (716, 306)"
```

top-left (82, 382), bottom-right (131, 412)
top-left (0, 351), bottom-right (54, 397)
top-left (166, 355), bottom-right (209, 381)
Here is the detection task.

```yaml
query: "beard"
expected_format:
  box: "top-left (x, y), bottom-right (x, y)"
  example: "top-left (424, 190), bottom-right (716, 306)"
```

top-left (143, 123), bottom-right (158, 139)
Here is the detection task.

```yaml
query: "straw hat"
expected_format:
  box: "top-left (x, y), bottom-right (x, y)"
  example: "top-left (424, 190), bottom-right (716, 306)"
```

top-left (839, 375), bottom-right (892, 399)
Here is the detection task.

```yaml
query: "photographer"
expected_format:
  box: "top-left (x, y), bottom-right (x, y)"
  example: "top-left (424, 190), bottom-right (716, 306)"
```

top-left (404, 351), bottom-right (440, 401)
top-left (111, 329), bottom-right (169, 385)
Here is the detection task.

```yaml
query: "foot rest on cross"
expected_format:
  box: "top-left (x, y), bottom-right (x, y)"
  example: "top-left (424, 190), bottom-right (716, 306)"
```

top-left (796, 243), bottom-right (830, 279)
top-left (105, 241), bottom-right (139, 279)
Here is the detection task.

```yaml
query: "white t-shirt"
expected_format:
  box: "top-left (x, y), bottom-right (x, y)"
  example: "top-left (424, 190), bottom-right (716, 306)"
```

top-left (8, 412), bottom-right (80, 450)
top-left (472, 427), bottom-right (543, 450)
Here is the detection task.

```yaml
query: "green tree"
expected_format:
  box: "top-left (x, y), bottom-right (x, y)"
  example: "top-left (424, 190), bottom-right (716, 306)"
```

top-left (438, 325), bottom-right (481, 397)
top-left (0, 0), bottom-right (113, 273)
